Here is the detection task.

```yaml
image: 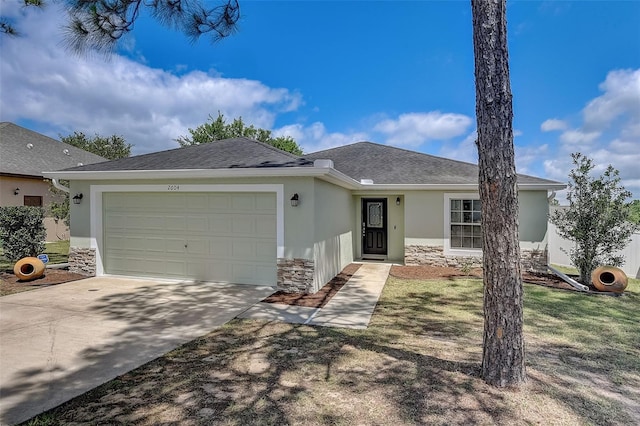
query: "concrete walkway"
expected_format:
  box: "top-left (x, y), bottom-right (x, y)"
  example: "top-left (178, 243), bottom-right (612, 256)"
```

top-left (239, 262), bottom-right (391, 329)
top-left (0, 277), bottom-right (274, 426)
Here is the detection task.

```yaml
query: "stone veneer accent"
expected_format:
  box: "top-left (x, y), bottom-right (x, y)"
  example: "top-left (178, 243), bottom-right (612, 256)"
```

top-left (69, 247), bottom-right (96, 276)
top-left (404, 245), bottom-right (548, 273)
top-left (277, 258), bottom-right (315, 293)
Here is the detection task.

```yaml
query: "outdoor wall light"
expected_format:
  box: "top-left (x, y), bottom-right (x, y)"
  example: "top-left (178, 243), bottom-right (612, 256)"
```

top-left (14, 188), bottom-right (20, 195)
top-left (290, 193), bottom-right (299, 207)
top-left (72, 193), bottom-right (83, 204)
top-left (396, 196), bottom-right (401, 205)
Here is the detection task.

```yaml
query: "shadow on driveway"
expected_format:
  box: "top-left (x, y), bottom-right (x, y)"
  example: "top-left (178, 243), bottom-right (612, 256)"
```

top-left (0, 276), bottom-right (274, 425)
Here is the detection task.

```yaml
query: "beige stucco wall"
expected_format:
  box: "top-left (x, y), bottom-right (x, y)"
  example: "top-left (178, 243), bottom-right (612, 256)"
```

top-left (1, 176), bottom-right (68, 241)
top-left (403, 189), bottom-right (550, 248)
top-left (312, 179), bottom-right (355, 290)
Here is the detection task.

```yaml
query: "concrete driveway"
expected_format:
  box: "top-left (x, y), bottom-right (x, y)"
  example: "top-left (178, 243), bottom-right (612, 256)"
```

top-left (0, 276), bottom-right (275, 425)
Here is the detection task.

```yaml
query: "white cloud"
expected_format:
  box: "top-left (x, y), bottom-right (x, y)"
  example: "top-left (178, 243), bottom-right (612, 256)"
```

top-left (559, 129), bottom-right (601, 144)
top-left (540, 69), bottom-right (640, 199)
top-left (541, 119), bottom-right (568, 132)
top-left (0, 6), bottom-right (302, 154)
top-left (274, 123), bottom-right (368, 154)
top-left (437, 130), bottom-right (478, 164)
top-left (373, 112), bottom-right (472, 147)
top-left (583, 69), bottom-right (640, 132)
top-left (516, 144), bottom-right (549, 175)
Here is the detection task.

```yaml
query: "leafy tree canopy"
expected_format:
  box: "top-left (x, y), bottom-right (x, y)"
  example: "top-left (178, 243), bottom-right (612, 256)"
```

top-left (61, 131), bottom-right (132, 160)
top-left (550, 152), bottom-right (637, 284)
top-left (629, 200), bottom-right (640, 225)
top-left (177, 112), bottom-right (303, 155)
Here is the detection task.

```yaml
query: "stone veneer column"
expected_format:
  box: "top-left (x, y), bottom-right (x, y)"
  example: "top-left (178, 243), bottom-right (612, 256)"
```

top-left (404, 245), bottom-right (548, 273)
top-left (68, 247), bottom-right (96, 276)
top-left (277, 258), bottom-right (315, 293)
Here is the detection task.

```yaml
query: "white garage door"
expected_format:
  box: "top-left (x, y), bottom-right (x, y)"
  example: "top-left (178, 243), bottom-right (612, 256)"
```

top-left (103, 192), bottom-right (276, 285)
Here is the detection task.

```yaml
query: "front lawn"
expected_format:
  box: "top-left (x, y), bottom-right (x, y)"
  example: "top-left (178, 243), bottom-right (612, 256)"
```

top-left (25, 275), bottom-right (639, 425)
top-left (0, 240), bottom-right (69, 271)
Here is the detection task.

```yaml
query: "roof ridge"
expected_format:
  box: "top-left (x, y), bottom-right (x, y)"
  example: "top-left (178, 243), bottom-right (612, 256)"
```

top-left (237, 136), bottom-right (303, 159)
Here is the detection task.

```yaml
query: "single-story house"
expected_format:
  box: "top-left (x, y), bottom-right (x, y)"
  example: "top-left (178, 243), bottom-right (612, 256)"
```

top-left (0, 122), bottom-right (106, 241)
top-left (44, 138), bottom-right (565, 293)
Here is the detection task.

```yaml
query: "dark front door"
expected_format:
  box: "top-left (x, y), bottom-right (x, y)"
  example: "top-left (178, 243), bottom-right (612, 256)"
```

top-left (362, 198), bottom-right (387, 255)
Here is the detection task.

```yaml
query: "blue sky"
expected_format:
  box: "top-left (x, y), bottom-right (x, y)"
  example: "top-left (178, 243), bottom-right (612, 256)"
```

top-left (1, 1), bottom-right (639, 199)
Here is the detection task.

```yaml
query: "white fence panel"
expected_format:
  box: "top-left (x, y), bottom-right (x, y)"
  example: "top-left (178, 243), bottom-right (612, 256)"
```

top-left (548, 221), bottom-right (640, 279)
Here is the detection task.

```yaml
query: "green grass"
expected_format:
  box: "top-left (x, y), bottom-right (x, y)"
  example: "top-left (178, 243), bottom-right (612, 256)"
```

top-left (24, 275), bottom-right (640, 425)
top-left (0, 240), bottom-right (69, 271)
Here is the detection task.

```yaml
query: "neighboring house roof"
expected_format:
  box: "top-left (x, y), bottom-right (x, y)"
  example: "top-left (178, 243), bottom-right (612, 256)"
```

top-left (46, 137), bottom-right (564, 190)
top-left (61, 137), bottom-right (312, 172)
top-left (0, 122), bottom-right (107, 178)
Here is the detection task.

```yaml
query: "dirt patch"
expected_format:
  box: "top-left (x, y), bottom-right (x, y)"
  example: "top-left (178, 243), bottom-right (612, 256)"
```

top-left (390, 265), bottom-right (483, 280)
top-left (263, 263), bottom-right (361, 308)
top-left (0, 268), bottom-right (88, 296)
top-left (390, 265), bottom-right (589, 292)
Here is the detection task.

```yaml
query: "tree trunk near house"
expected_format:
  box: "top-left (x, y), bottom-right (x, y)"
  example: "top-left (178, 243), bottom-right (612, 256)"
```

top-left (471, 0), bottom-right (526, 387)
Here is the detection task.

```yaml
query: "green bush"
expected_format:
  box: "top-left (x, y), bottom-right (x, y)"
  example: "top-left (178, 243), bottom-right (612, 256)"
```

top-left (0, 206), bottom-right (46, 262)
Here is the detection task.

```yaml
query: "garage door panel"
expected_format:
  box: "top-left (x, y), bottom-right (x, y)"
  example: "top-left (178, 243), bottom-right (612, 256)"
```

top-left (231, 194), bottom-right (255, 210)
top-left (104, 192), bottom-right (276, 285)
top-left (256, 241), bottom-right (276, 257)
top-left (163, 216), bottom-right (187, 231)
top-left (186, 195), bottom-right (208, 209)
top-left (255, 216), bottom-right (276, 236)
top-left (232, 216), bottom-right (255, 233)
top-left (208, 194), bottom-right (231, 210)
top-left (187, 216), bottom-right (208, 231)
top-left (185, 239), bottom-right (208, 254)
top-left (255, 193), bottom-right (276, 210)
top-left (165, 239), bottom-right (187, 253)
top-left (209, 216), bottom-right (233, 232)
top-left (209, 239), bottom-right (233, 256)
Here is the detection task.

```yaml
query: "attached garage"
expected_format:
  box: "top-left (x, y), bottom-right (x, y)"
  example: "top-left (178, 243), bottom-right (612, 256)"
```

top-left (102, 191), bottom-right (277, 285)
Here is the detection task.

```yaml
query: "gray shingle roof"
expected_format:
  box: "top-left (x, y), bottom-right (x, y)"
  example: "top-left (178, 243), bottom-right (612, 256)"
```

top-left (0, 122), bottom-right (107, 177)
top-left (54, 136), bottom-right (560, 187)
top-left (63, 137), bottom-right (313, 171)
top-left (305, 141), bottom-right (560, 186)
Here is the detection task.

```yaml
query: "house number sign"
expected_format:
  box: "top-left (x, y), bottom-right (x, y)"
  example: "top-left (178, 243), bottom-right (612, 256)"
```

top-left (167, 185), bottom-right (180, 191)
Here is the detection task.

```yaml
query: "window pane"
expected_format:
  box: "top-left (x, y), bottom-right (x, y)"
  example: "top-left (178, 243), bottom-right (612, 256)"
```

top-left (451, 236), bottom-right (462, 247)
top-left (472, 211), bottom-right (481, 223)
top-left (473, 200), bottom-right (482, 211)
top-left (463, 200), bottom-right (473, 211)
top-left (463, 212), bottom-right (472, 223)
top-left (451, 212), bottom-right (462, 223)
top-left (451, 199), bottom-right (461, 210)
top-left (451, 225), bottom-right (462, 236)
top-left (463, 225), bottom-right (474, 236)
top-left (473, 236), bottom-right (483, 248)
top-left (463, 237), bottom-right (473, 248)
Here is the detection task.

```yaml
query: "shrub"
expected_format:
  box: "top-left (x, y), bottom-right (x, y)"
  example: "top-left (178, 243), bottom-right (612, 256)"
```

top-left (550, 153), bottom-right (637, 284)
top-left (0, 206), bottom-right (46, 262)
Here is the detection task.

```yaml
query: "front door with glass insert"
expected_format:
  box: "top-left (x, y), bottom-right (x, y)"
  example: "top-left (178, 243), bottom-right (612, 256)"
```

top-left (362, 198), bottom-right (387, 255)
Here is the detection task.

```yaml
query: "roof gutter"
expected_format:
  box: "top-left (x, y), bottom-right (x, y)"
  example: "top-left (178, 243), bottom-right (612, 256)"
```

top-left (43, 166), bottom-right (362, 190)
top-left (43, 167), bottom-right (565, 192)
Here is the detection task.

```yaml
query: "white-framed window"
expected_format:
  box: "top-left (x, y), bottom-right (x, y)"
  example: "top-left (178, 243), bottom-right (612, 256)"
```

top-left (444, 193), bottom-right (482, 255)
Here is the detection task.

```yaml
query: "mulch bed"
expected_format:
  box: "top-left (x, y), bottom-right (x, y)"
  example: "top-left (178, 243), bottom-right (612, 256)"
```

top-left (262, 263), bottom-right (362, 308)
top-left (0, 268), bottom-right (88, 296)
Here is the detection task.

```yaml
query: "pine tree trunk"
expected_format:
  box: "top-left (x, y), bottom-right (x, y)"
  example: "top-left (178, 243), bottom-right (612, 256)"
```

top-left (471, 0), bottom-right (526, 387)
